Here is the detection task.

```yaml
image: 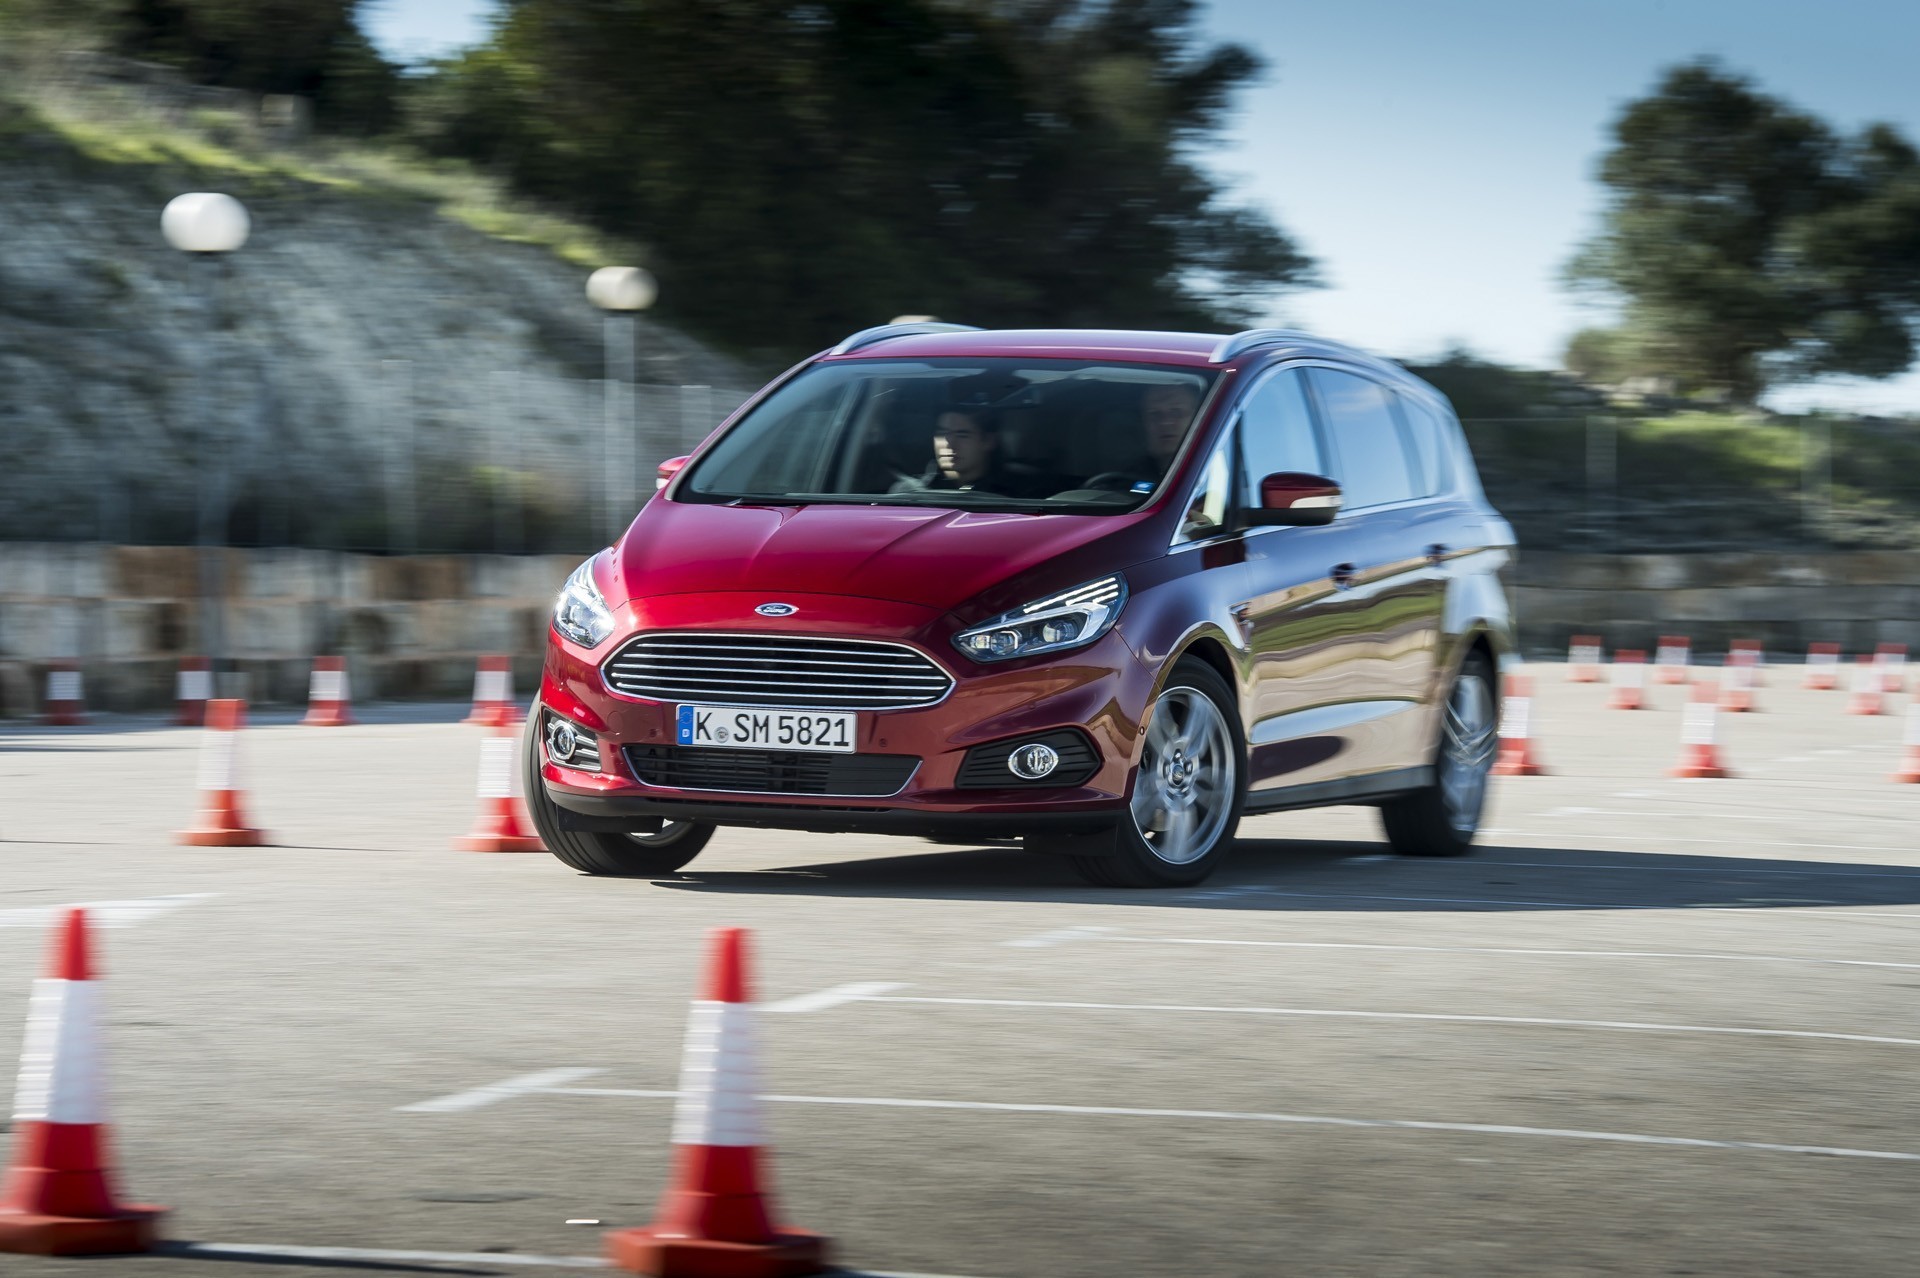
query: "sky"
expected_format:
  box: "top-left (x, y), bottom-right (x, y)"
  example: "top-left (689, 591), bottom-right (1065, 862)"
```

top-left (362, 0), bottom-right (1920, 414)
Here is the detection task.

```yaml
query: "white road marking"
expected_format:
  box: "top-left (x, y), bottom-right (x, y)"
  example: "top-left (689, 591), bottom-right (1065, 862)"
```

top-left (1470, 859), bottom-right (1920, 882)
top-left (1004, 925), bottom-right (1114, 948)
top-left (1506, 831), bottom-right (1915, 856)
top-left (0, 893), bottom-right (216, 929)
top-left (538, 1087), bottom-right (1920, 1163)
top-left (161, 1242), bottom-right (611, 1268)
top-left (1241, 887), bottom-right (1920, 922)
top-left (854, 995), bottom-right (1920, 1048)
top-left (765, 981), bottom-right (907, 1013)
top-left (163, 1239), bottom-right (997, 1278)
top-left (1105, 935), bottom-right (1920, 972)
top-left (397, 1067), bottom-right (606, 1113)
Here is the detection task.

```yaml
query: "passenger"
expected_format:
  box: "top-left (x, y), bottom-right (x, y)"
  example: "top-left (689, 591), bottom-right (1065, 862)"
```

top-left (890, 408), bottom-right (1056, 498)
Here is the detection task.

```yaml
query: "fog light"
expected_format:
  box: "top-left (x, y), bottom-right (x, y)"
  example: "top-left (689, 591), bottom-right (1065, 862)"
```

top-left (1008, 741), bottom-right (1060, 780)
top-left (546, 716), bottom-right (579, 764)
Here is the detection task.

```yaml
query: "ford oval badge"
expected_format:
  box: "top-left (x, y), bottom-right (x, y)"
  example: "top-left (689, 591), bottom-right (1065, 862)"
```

top-left (755, 602), bottom-right (798, 617)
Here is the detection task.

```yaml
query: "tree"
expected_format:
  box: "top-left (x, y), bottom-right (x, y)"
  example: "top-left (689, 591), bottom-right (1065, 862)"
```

top-left (106, 0), bottom-right (401, 133)
top-left (406, 0), bottom-right (1315, 353)
top-left (1567, 61), bottom-right (1920, 403)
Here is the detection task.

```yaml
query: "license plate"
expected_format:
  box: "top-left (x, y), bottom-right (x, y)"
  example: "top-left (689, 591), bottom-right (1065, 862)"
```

top-left (676, 705), bottom-right (856, 753)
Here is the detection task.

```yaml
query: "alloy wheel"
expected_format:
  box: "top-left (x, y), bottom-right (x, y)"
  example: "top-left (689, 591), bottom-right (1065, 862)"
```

top-left (1439, 672), bottom-right (1497, 834)
top-left (1130, 685), bottom-right (1235, 865)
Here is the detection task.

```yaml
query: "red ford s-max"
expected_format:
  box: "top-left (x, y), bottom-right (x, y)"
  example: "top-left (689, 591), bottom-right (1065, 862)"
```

top-left (525, 324), bottom-right (1516, 887)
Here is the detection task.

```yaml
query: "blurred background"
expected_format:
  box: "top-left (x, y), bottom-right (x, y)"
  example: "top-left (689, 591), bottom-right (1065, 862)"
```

top-left (1, 0), bottom-right (1916, 709)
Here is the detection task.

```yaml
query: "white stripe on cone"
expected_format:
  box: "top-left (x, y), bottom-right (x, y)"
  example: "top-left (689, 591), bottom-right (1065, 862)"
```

top-left (478, 737), bottom-right (515, 800)
top-left (1500, 693), bottom-right (1532, 740)
top-left (1656, 644), bottom-right (1688, 668)
top-left (669, 1001), bottom-right (765, 1148)
top-left (474, 668), bottom-right (512, 703)
top-left (199, 725), bottom-right (240, 792)
top-left (1613, 661), bottom-right (1645, 688)
top-left (1906, 704), bottom-right (1920, 748)
top-left (13, 979), bottom-right (105, 1125)
top-left (178, 669), bottom-right (212, 702)
top-left (47, 670), bottom-right (83, 702)
top-left (309, 668), bottom-right (347, 702)
top-left (1683, 699), bottom-right (1718, 747)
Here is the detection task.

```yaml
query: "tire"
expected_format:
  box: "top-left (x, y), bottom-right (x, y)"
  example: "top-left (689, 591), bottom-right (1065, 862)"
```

top-left (522, 710), bottom-right (715, 876)
top-left (1068, 658), bottom-right (1245, 888)
top-left (1379, 648), bottom-right (1498, 857)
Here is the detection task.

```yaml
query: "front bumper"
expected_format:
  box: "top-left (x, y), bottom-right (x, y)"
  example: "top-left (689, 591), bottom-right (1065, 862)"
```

top-left (535, 591), bottom-right (1150, 831)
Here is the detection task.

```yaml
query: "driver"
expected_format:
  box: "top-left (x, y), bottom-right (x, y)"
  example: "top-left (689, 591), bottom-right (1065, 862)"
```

top-left (1083, 382), bottom-right (1202, 492)
top-left (890, 408), bottom-right (1055, 498)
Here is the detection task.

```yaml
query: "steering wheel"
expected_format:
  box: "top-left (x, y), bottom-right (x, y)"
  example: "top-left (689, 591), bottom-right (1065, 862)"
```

top-left (1079, 471), bottom-right (1147, 493)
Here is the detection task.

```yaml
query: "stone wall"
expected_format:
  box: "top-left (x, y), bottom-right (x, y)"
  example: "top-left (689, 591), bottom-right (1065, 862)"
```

top-left (1514, 551), bottom-right (1920, 656)
top-left (2, 543), bottom-right (1915, 716)
top-left (0, 544), bottom-right (576, 716)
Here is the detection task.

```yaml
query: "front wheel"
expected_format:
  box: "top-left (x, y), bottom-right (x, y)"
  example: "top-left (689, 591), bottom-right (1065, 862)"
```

top-left (522, 711), bottom-right (715, 875)
top-left (1379, 650), bottom-right (1498, 857)
top-left (1069, 658), bottom-right (1245, 888)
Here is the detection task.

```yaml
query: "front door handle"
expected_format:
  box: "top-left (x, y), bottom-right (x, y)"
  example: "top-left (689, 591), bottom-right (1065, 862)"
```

top-left (1426, 542), bottom-right (1447, 566)
top-left (1331, 562), bottom-right (1357, 589)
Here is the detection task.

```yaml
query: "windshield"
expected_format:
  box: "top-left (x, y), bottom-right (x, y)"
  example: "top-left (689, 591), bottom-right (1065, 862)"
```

top-left (680, 358), bottom-right (1217, 514)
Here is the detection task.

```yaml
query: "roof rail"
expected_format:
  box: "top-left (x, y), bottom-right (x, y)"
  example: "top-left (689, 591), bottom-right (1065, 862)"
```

top-left (1208, 328), bottom-right (1318, 364)
top-left (829, 321), bottom-right (981, 356)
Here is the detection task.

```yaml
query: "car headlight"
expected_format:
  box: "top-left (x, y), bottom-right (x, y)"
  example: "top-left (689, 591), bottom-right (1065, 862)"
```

top-left (553, 557), bottom-right (615, 648)
top-left (953, 574), bottom-right (1128, 663)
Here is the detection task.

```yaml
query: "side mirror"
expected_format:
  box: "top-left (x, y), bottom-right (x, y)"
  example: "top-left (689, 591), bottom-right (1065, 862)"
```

top-left (655, 455), bottom-right (690, 491)
top-left (1246, 472), bottom-right (1341, 526)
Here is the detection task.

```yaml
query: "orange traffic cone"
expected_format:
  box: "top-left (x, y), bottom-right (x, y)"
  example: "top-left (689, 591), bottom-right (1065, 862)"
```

top-left (1894, 704), bottom-right (1920, 784)
top-left (464, 655), bottom-right (517, 727)
top-left (1566, 634), bottom-right (1603, 683)
top-left (606, 928), bottom-right (829, 1277)
top-left (1847, 656), bottom-right (1886, 716)
top-left (1875, 643), bottom-right (1908, 694)
top-left (0, 909), bottom-right (167, 1256)
top-left (176, 699), bottom-right (268, 847)
top-left (1491, 673), bottom-right (1548, 776)
top-left (1729, 638), bottom-right (1767, 686)
top-left (1607, 650), bottom-right (1647, 710)
top-left (1721, 653), bottom-right (1759, 713)
top-left (455, 719), bottom-right (543, 852)
top-left (1654, 635), bottom-right (1691, 684)
top-left (1671, 680), bottom-right (1733, 779)
top-left (173, 657), bottom-right (211, 727)
top-left (1803, 641), bottom-right (1842, 690)
top-left (39, 662), bottom-right (87, 727)
top-left (303, 656), bottom-right (354, 727)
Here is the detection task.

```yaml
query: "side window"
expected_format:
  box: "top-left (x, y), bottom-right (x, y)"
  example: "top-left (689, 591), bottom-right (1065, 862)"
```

top-left (1308, 368), bottom-right (1418, 509)
top-left (1394, 393), bottom-right (1453, 497)
top-left (1236, 368), bottom-right (1326, 509)
top-left (1174, 425), bottom-right (1235, 544)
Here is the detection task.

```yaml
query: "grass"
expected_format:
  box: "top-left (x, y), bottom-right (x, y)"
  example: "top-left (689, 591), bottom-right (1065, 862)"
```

top-left (2, 77), bottom-right (644, 272)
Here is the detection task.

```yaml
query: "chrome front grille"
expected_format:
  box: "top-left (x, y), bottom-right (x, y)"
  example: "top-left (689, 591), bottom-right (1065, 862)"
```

top-left (603, 633), bottom-right (953, 710)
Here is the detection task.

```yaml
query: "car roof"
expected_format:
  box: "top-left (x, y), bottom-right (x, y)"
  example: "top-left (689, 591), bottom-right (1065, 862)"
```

top-left (817, 325), bottom-right (1411, 382)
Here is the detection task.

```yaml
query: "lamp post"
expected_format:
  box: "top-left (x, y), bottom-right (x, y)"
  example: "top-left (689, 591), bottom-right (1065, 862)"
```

top-left (162, 192), bottom-right (250, 683)
top-left (587, 266), bottom-right (657, 539)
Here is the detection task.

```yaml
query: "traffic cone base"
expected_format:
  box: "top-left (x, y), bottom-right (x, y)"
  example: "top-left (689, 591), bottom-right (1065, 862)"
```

top-left (176, 818), bottom-right (268, 848)
top-left (606, 1225), bottom-right (828, 1278)
top-left (0, 1204), bottom-right (166, 1257)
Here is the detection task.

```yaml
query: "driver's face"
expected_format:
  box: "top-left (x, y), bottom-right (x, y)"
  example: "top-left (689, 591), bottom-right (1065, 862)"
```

top-left (934, 412), bottom-right (993, 484)
top-left (1143, 385), bottom-right (1199, 463)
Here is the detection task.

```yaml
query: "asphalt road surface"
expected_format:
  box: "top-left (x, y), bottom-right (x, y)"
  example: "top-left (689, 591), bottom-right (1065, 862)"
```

top-left (2, 665), bottom-right (1916, 1277)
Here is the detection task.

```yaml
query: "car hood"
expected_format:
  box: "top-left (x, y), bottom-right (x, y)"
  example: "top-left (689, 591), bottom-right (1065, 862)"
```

top-left (612, 499), bottom-right (1152, 615)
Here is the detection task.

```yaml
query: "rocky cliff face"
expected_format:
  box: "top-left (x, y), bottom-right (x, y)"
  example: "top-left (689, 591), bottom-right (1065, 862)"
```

top-left (0, 97), bottom-right (759, 553)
